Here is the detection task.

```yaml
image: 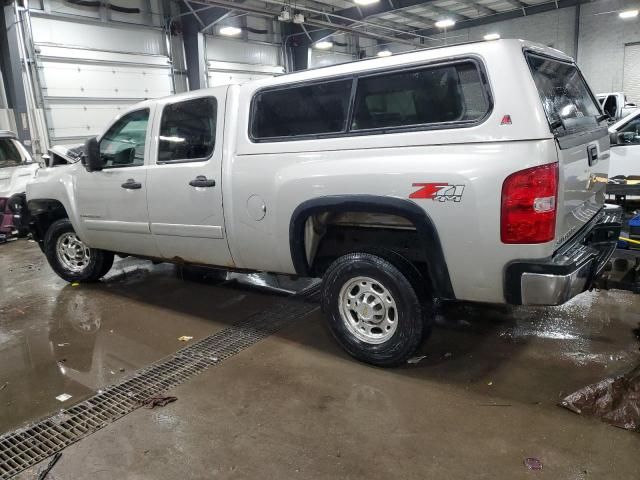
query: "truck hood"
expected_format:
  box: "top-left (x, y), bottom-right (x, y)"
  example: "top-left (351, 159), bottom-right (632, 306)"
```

top-left (0, 163), bottom-right (39, 198)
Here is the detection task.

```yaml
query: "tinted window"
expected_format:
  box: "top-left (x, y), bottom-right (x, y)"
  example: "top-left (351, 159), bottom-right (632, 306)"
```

top-left (526, 54), bottom-right (601, 134)
top-left (0, 139), bottom-right (23, 168)
top-left (352, 62), bottom-right (489, 130)
top-left (158, 97), bottom-right (217, 162)
top-left (100, 109), bottom-right (149, 168)
top-left (252, 80), bottom-right (351, 139)
top-left (618, 117), bottom-right (640, 144)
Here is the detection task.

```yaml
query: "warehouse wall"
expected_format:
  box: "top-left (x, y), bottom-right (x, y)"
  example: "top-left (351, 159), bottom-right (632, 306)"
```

top-left (360, 0), bottom-right (640, 99)
top-left (578, 0), bottom-right (640, 95)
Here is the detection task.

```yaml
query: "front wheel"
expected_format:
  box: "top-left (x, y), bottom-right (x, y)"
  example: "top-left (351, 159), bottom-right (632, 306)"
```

top-left (44, 218), bottom-right (114, 283)
top-left (321, 252), bottom-right (427, 367)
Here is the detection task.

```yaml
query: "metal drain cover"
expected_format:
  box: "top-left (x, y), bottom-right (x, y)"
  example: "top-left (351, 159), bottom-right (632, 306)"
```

top-left (0, 285), bottom-right (319, 479)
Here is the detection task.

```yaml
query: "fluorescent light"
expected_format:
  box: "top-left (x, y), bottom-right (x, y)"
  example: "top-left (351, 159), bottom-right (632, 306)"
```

top-left (619, 9), bottom-right (639, 18)
top-left (219, 26), bottom-right (241, 36)
top-left (435, 18), bottom-right (455, 28)
top-left (314, 41), bottom-right (333, 49)
top-left (355, 0), bottom-right (379, 4)
top-left (484, 33), bottom-right (500, 41)
top-left (377, 50), bottom-right (392, 57)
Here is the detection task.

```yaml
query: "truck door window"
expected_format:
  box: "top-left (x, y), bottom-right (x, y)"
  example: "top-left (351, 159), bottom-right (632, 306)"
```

top-left (251, 79), bottom-right (351, 139)
top-left (0, 139), bottom-right (23, 168)
top-left (100, 109), bottom-right (149, 168)
top-left (158, 97), bottom-right (217, 163)
top-left (351, 61), bottom-right (489, 130)
top-left (618, 117), bottom-right (640, 144)
top-left (525, 53), bottom-right (601, 135)
top-left (603, 95), bottom-right (617, 118)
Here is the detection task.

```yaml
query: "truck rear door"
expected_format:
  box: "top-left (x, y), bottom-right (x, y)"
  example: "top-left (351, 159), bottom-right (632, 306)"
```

top-left (146, 87), bottom-right (234, 267)
top-left (526, 52), bottom-right (609, 247)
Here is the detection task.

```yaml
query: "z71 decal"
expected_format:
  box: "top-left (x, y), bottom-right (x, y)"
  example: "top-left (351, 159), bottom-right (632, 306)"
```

top-left (409, 183), bottom-right (465, 202)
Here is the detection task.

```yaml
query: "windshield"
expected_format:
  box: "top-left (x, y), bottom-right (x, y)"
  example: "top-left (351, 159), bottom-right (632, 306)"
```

top-left (526, 53), bottom-right (601, 134)
top-left (0, 138), bottom-right (23, 168)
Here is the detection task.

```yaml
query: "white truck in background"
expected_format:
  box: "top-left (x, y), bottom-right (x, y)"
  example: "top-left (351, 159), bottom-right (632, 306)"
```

top-left (597, 92), bottom-right (638, 121)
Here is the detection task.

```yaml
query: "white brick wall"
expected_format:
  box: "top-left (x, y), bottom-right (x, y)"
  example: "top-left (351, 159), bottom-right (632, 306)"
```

top-left (577, 0), bottom-right (640, 94)
top-left (367, 0), bottom-right (640, 98)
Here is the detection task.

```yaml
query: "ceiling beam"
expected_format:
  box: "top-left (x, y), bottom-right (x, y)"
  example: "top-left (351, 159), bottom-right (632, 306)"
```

top-left (412, 0), bottom-right (579, 36)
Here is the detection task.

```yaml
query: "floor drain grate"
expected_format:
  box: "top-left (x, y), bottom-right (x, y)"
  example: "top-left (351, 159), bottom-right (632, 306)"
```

top-left (0, 285), bottom-right (320, 479)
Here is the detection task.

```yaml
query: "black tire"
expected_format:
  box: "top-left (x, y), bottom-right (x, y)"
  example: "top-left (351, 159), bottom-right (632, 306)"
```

top-left (44, 218), bottom-right (114, 283)
top-left (321, 252), bottom-right (427, 367)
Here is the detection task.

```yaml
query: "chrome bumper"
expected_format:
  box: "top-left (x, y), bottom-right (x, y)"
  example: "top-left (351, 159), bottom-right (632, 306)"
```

top-left (505, 205), bottom-right (623, 306)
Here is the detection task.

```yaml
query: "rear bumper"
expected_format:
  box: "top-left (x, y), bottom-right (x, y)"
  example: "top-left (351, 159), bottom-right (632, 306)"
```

top-left (504, 205), bottom-right (623, 306)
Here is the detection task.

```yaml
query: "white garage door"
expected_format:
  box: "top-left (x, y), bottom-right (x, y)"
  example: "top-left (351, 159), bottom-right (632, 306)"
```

top-left (623, 43), bottom-right (640, 105)
top-left (30, 14), bottom-right (174, 145)
top-left (205, 37), bottom-right (283, 87)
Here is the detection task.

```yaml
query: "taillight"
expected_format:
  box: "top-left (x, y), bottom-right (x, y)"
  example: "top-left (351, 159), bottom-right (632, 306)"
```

top-left (501, 163), bottom-right (558, 244)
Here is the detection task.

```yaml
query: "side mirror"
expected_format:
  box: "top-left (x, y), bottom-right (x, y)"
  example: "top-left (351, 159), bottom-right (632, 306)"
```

top-left (609, 131), bottom-right (618, 145)
top-left (83, 136), bottom-right (103, 172)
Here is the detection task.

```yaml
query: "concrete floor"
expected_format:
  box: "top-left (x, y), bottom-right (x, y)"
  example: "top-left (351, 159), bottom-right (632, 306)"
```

top-left (2, 239), bottom-right (640, 479)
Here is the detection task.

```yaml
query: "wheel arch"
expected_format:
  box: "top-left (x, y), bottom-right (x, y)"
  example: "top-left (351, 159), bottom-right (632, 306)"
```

top-left (289, 195), bottom-right (455, 300)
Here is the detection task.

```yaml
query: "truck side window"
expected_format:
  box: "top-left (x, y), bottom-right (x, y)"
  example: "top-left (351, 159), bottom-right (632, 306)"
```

top-left (351, 61), bottom-right (489, 130)
top-left (251, 80), bottom-right (351, 139)
top-left (0, 139), bottom-right (23, 168)
top-left (619, 118), bottom-right (640, 144)
top-left (158, 97), bottom-right (217, 163)
top-left (100, 109), bottom-right (149, 168)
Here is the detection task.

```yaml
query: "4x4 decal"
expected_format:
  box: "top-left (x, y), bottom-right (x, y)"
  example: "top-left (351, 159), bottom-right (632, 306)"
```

top-left (409, 183), bottom-right (465, 202)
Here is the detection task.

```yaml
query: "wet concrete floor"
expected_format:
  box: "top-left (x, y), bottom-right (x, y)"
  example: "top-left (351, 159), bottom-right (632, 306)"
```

top-left (2, 239), bottom-right (640, 479)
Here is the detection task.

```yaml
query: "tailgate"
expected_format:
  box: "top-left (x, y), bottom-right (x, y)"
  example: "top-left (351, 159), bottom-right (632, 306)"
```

top-left (525, 52), bottom-right (609, 246)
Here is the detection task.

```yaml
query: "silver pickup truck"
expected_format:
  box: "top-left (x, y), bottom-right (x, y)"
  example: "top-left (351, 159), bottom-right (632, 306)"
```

top-left (21, 40), bottom-right (621, 366)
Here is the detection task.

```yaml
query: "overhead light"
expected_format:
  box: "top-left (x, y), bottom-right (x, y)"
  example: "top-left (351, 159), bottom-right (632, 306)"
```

top-left (293, 12), bottom-right (305, 24)
top-left (619, 9), bottom-right (639, 18)
top-left (435, 18), bottom-right (455, 28)
top-left (278, 7), bottom-right (291, 22)
top-left (219, 26), bottom-right (241, 36)
top-left (484, 33), bottom-right (500, 40)
top-left (355, 0), bottom-right (380, 5)
top-left (377, 50), bottom-right (392, 57)
top-left (314, 41), bottom-right (333, 50)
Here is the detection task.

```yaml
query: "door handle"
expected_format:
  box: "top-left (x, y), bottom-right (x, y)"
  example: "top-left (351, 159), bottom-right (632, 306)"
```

top-left (121, 179), bottom-right (142, 190)
top-left (189, 175), bottom-right (216, 188)
top-left (587, 145), bottom-right (598, 167)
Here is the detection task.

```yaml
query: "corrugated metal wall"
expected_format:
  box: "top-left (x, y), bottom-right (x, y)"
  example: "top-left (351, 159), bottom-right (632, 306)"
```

top-left (28, 0), bottom-right (175, 145)
top-left (623, 43), bottom-right (640, 104)
top-left (205, 36), bottom-right (283, 86)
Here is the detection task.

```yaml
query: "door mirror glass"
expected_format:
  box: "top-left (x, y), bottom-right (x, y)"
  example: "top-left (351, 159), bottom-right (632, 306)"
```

top-left (610, 131), bottom-right (619, 145)
top-left (83, 136), bottom-right (103, 172)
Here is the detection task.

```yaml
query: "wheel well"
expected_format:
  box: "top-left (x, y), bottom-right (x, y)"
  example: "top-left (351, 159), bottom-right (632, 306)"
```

top-left (289, 196), bottom-right (455, 300)
top-left (27, 199), bottom-right (69, 242)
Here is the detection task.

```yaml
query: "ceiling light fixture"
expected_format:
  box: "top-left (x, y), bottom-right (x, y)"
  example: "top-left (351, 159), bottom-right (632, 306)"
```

top-left (377, 50), bottom-right (392, 57)
top-left (355, 0), bottom-right (380, 5)
top-left (619, 9), bottom-right (639, 18)
top-left (314, 41), bottom-right (334, 49)
top-left (484, 33), bottom-right (500, 40)
top-left (435, 18), bottom-right (455, 28)
top-left (219, 26), bottom-right (242, 36)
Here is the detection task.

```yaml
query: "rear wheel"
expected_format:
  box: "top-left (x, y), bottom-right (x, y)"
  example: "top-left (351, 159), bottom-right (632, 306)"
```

top-left (321, 252), bottom-right (428, 367)
top-left (44, 218), bottom-right (114, 283)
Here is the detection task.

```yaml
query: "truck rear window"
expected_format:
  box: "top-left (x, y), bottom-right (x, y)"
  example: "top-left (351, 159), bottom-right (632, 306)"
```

top-left (525, 53), bottom-right (601, 134)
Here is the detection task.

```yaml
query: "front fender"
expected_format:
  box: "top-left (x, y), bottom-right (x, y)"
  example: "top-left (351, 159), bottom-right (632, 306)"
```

top-left (26, 163), bottom-right (87, 240)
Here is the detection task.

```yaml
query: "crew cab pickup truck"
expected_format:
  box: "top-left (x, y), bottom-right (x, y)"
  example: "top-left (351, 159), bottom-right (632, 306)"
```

top-left (22, 40), bottom-right (622, 366)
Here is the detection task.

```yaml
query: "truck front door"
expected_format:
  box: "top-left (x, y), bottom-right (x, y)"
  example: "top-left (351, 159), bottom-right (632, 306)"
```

top-left (146, 89), bottom-right (233, 267)
top-left (75, 107), bottom-right (160, 257)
